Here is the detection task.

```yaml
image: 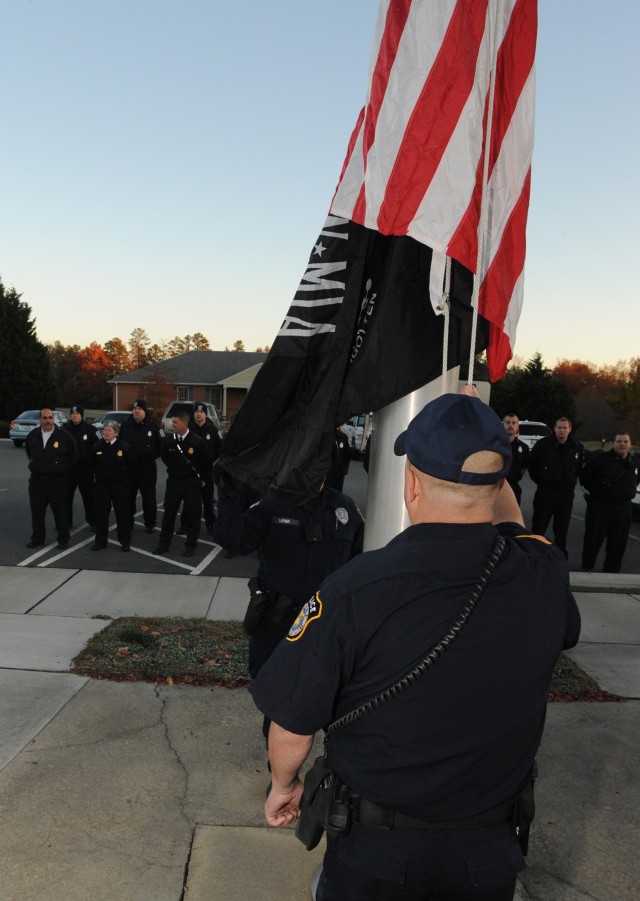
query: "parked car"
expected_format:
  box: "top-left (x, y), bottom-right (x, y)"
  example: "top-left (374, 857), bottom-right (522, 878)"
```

top-left (9, 409), bottom-right (68, 447)
top-left (91, 411), bottom-right (131, 440)
top-left (162, 401), bottom-right (221, 434)
top-left (516, 420), bottom-right (553, 450)
top-left (341, 413), bottom-right (374, 456)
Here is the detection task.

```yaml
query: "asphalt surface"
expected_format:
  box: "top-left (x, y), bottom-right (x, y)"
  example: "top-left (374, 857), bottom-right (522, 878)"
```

top-left (3, 438), bottom-right (640, 576)
top-left (1, 438), bottom-right (639, 899)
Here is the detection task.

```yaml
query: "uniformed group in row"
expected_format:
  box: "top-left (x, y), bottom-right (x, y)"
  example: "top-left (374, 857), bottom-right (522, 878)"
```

top-left (503, 413), bottom-right (639, 573)
top-left (24, 400), bottom-right (221, 557)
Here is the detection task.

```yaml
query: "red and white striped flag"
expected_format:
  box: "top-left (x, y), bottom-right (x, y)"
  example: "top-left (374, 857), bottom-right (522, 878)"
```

top-left (330, 0), bottom-right (537, 381)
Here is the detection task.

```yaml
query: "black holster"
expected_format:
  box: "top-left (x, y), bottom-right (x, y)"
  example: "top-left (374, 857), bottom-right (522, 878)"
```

top-left (295, 757), bottom-right (354, 850)
top-left (296, 757), bottom-right (334, 850)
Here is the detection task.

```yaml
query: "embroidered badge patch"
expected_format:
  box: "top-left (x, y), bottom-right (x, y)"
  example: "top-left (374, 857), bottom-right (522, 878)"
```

top-left (335, 507), bottom-right (349, 525)
top-left (286, 593), bottom-right (323, 641)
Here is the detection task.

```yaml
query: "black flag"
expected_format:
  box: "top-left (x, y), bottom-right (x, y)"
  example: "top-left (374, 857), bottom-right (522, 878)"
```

top-left (217, 215), bottom-right (487, 503)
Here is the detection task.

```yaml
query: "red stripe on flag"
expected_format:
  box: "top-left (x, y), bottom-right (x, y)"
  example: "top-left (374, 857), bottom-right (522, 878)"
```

top-left (448, 0), bottom-right (537, 272)
top-left (487, 324), bottom-right (513, 383)
top-left (332, 105), bottom-right (366, 206)
top-left (488, 0), bottom-right (537, 178)
top-left (352, 0), bottom-right (412, 223)
top-left (376, 0), bottom-right (489, 235)
top-left (480, 167), bottom-right (532, 379)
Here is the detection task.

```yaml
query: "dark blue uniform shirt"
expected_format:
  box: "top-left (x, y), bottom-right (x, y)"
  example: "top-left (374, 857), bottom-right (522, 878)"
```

top-left (251, 520), bottom-right (580, 822)
top-left (216, 487), bottom-right (364, 606)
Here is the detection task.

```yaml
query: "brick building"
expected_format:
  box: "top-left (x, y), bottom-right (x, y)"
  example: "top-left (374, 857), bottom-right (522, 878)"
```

top-left (110, 350), bottom-right (266, 421)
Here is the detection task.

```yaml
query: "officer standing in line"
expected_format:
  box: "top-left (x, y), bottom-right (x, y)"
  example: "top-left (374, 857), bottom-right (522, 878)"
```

top-left (212, 482), bottom-right (364, 703)
top-left (153, 408), bottom-right (210, 558)
top-left (90, 420), bottom-right (135, 552)
top-left (502, 413), bottom-right (529, 506)
top-left (528, 416), bottom-right (583, 557)
top-left (184, 402), bottom-right (222, 534)
top-left (25, 408), bottom-right (79, 549)
top-left (64, 404), bottom-right (96, 530)
top-left (119, 399), bottom-right (162, 533)
top-left (580, 433), bottom-right (639, 573)
top-left (250, 391), bottom-right (580, 901)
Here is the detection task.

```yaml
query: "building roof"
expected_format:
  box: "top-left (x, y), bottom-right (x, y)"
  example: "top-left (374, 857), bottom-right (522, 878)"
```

top-left (110, 350), bottom-right (267, 386)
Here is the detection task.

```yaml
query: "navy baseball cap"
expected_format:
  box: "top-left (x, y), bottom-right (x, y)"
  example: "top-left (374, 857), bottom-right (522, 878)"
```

top-left (394, 394), bottom-right (511, 486)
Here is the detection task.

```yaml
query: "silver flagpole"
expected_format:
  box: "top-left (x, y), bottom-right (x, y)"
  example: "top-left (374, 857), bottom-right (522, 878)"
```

top-left (363, 368), bottom-right (462, 552)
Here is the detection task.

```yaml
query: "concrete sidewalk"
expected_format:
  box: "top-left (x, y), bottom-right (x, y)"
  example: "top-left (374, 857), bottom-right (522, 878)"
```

top-left (0, 564), bottom-right (638, 900)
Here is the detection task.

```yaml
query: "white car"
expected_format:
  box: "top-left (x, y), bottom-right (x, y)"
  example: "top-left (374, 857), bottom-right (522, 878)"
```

top-left (517, 421), bottom-right (553, 450)
top-left (341, 413), bottom-right (373, 455)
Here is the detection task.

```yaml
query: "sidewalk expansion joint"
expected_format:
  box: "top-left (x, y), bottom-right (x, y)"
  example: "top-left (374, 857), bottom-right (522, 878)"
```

top-left (179, 827), bottom-right (197, 901)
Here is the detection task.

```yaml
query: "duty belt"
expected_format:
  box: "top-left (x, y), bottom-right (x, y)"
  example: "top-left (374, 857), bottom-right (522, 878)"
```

top-left (352, 795), bottom-right (515, 831)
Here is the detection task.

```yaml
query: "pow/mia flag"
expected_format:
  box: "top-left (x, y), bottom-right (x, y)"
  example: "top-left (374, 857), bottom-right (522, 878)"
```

top-left (217, 215), bottom-right (485, 504)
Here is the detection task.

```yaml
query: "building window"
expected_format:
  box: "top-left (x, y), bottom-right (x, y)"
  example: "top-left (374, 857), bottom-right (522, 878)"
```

top-left (207, 385), bottom-right (222, 409)
top-left (177, 386), bottom-right (193, 401)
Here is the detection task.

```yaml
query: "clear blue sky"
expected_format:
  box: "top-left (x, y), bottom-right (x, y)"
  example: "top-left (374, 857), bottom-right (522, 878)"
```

top-left (2, 1), bottom-right (638, 369)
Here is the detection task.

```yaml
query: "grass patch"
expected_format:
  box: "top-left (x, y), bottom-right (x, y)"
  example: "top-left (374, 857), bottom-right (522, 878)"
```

top-left (71, 617), bottom-right (250, 687)
top-left (71, 619), bottom-right (625, 702)
top-left (549, 653), bottom-right (624, 703)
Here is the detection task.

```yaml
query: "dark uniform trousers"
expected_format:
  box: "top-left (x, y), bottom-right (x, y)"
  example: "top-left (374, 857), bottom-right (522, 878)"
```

top-left (95, 480), bottom-right (131, 547)
top-left (158, 475), bottom-right (202, 549)
top-left (69, 463), bottom-right (96, 528)
top-left (129, 461), bottom-right (158, 529)
top-left (179, 462), bottom-right (215, 532)
top-left (317, 821), bottom-right (523, 901)
top-left (531, 487), bottom-right (574, 555)
top-left (29, 475), bottom-right (71, 545)
top-left (582, 499), bottom-right (632, 573)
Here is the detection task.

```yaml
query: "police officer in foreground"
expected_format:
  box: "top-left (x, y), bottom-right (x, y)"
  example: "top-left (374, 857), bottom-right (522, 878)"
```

top-left (90, 420), bottom-right (135, 552)
top-left (154, 408), bottom-right (210, 557)
top-left (250, 390), bottom-right (580, 901)
top-left (119, 399), bottom-right (162, 533)
top-left (25, 408), bottom-right (79, 549)
top-left (502, 412), bottom-right (529, 506)
top-left (64, 404), bottom-right (96, 530)
top-left (529, 417), bottom-right (584, 558)
top-left (182, 402), bottom-right (222, 535)
top-left (580, 432), bottom-right (639, 573)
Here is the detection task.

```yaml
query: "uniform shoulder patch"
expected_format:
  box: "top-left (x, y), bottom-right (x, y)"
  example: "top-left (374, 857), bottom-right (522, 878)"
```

top-left (335, 507), bottom-right (349, 525)
top-left (286, 593), bottom-right (323, 642)
top-left (515, 533), bottom-right (552, 545)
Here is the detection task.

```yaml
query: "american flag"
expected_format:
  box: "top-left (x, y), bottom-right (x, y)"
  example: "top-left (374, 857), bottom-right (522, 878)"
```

top-left (330, 0), bottom-right (537, 381)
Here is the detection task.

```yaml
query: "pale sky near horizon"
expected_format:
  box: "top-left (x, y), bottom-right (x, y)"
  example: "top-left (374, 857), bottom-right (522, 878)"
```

top-left (2, 1), bottom-right (638, 370)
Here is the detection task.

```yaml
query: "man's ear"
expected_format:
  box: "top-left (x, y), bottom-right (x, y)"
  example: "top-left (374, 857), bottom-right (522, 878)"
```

top-left (404, 463), bottom-right (420, 507)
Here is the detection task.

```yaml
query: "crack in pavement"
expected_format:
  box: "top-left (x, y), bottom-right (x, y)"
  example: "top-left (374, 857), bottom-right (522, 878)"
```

top-left (154, 684), bottom-right (192, 831)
